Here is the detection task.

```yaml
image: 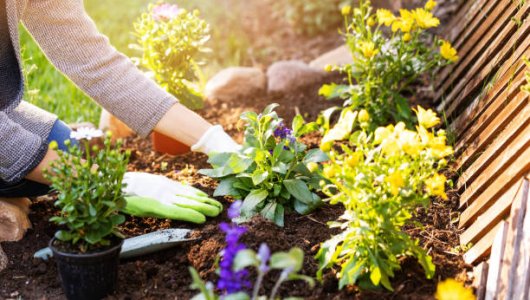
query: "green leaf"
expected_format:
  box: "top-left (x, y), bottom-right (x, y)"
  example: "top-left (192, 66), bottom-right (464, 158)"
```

top-left (241, 189), bottom-right (268, 215)
top-left (274, 204), bottom-right (285, 227)
top-left (270, 247), bottom-right (304, 272)
top-left (262, 103), bottom-right (279, 115)
top-left (222, 292), bottom-right (249, 300)
top-left (303, 149), bottom-right (329, 164)
top-left (262, 202), bottom-right (277, 222)
top-left (370, 267), bottom-right (381, 286)
top-left (318, 83), bottom-right (349, 100)
top-left (292, 114), bottom-right (305, 135)
top-left (252, 170), bottom-right (269, 185)
top-left (213, 177), bottom-right (239, 197)
top-left (283, 179), bottom-right (313, 204)
top-left (287, 273), bottom-right (316, 288)
top-left (322, 109), bottom-right (358, 144)
top-left (233, 249), bottom-right (259, 271)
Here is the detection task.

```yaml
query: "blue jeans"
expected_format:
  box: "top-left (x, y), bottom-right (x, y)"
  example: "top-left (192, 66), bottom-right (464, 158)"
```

top-left (0, 120), bottom-right (75, 198)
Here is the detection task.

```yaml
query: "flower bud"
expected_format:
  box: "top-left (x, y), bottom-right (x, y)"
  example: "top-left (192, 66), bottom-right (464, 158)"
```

top-left (403, 33), bottom-right (412, 42)
top-left (341, 5), bottom-right (352, 16)
top-left (49, 140), bottom-right (59, 150)
top-left (320, 142), bottom-right (332, 152)
top-left (358, 109), bottom-right (370, 123)
top-left (306, 162), bottom-right (319, 173)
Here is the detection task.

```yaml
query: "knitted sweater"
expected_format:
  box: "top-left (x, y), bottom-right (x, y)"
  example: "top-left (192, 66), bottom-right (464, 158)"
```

top-left (0, 0), bottom-right (178, 184)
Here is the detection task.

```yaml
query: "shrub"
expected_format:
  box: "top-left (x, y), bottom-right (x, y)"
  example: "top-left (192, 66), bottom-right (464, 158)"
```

top-left (45, 129), bottom-right (130, 252)
top-left (133, 3), bottom-right (210, 110)
top-left (316, 107), bottom-right (453, 290)
top-left (200, 104), bottom-right (327, 226)
top-left (320, 0), bottom-right (458, 129)
top-left (272, 0), bottom-right (354, 36)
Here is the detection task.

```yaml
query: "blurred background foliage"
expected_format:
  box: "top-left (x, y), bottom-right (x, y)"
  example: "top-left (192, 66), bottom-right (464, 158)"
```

top-left (20, 0), bottom-right (343, 124)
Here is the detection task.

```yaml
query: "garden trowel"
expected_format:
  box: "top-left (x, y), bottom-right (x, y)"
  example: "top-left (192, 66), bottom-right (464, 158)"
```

top-left (34, 228), bottom-right (197, 261)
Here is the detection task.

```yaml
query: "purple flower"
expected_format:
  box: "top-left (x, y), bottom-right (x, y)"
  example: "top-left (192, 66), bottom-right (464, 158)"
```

top-left (273, 122), bottom-right (293, 140)
top-left (257, 243), bottom-right (270, 273)
top-left (152, 3), bottom-right (180, 21)
top-left (227, 200), bottom-right (243, 219)
top-left (217, 202), bottom-right (250, 294)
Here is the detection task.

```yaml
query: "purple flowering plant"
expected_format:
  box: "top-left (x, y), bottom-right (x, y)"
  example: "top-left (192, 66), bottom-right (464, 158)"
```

top-left (200, 104), bottom-right (328, 226)
top-left (189, 201), bottom-right (314, 300)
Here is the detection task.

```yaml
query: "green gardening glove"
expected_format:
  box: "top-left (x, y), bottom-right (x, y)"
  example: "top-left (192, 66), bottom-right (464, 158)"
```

top-left (122, 172), bottom-right (223, 224)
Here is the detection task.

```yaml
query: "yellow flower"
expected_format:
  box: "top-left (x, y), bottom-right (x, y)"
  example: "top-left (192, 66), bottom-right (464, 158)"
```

top-left (435, 279), bottom-right (476, 300)
top-left (367, 16), bottom-right (376, 27)
top-left (320, 141), bottom-right (332, 152)
top-left (386, 171), bottom-right (405, 196)
top-left (377, 9), bottom-right (396, 26)
top-left (381, 136), bottom-right (400, 156)
top-left (398, 129), bottom-right (422, 157)
top-left (425, 173), bottom-right (448, 200)
top-left (429, 136), bottom-right (454, 158)
top-left (412, 8), bottom-right (440, 29)
top-left (425, 0), bottom-right (437, 11)
top-left (359, 41), bottom-right (378, 58)
top-left (49, 140), bottom-right (59, 150)
top-left (306, 162), bottom-right (319, 173)
top-left (341, 5), bottom-right (352, 16)
top-left (358, 109), bottom-right (370, 123)
top-left (346, 152), bottom-right (363, 167)
top-left (323, 165), bottom-right (337, 178)
top-left (414, 106), bottom-right (440, 129)
top-left (324, 64), bottom-right (333, 73)
top-left (403, 33), bottom-right (412, 42)
top-left (440, 40), bottom-right (459, 62)
top-left (374, 126), bottom-right (392, 144)
top-left (392, 10), bottom-right (415, 33)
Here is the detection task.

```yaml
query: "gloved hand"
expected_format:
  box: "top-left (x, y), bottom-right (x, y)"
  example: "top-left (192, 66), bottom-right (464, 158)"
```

top-left (121, 172), bottom-right (223, 224)
top-left (191, 125), bottom-right (241, 154)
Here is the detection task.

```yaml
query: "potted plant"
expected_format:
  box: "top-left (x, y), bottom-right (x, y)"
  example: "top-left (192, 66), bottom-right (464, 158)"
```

top-left (132, 3), bottom-right (210, 155)
top-left (45, 128), bottom-right (130, 300)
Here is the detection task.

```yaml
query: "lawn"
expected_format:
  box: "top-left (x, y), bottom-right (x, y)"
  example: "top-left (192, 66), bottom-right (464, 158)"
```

top-left (20, 0), bottom-right (250, 125)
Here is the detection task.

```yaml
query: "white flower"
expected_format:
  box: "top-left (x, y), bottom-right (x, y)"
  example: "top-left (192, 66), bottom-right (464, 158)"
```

top-left (70, 127), bottom-right (104, 141)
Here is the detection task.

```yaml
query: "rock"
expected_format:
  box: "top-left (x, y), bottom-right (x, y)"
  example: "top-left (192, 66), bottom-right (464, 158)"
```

top-left (373, 0), bottom-right (403, 11)
top-left (309, 45), bottom-right (353, 70)
top-left (205, 67), bottom-right (266, 101)
top-left (266, 60), bottom-right (326, 94)
top-left (0, 245), bottom-right (7, 272)
top-left (99, 109), bottom-right (135, 139)
top-left (0, 198), bottom-right (31, 242)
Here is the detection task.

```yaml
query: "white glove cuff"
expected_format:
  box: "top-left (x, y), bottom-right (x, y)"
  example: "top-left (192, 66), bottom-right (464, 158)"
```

top-left (191, 125), bottom-right (240, 154)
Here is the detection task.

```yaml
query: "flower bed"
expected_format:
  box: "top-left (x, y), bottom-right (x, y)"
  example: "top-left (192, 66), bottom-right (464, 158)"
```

top-left (0, 77), bottom-right (469, 299)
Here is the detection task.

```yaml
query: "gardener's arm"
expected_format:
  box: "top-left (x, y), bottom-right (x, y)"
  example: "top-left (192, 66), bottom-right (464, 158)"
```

top-left (21, 0), bottom-right (225, 148)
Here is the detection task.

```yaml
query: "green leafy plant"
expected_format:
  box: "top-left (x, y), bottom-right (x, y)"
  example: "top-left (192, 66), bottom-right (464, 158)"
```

top-left (320, 0), bottom-right (458, 129)
top-left (316, 107), bottom-right (453, 290)
top-left (45, 129), bottom-right (130, 252)
top-left (272, 0), bottom-right (354, 36)
top-left (200, 104), bottom-right (327, 226)
top-left (132, 3), bottom-right (210, 110)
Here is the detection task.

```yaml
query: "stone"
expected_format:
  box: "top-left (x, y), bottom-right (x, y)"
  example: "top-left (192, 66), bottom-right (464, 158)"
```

top-left (0, 198), bottom-right (31, 243)
top-left (309, 45), bottom-right (353, 70)
top-left (99, 109), bottom-right (135, 139)
top-left (205, 67), bottom-right (266, 101)
top-left (373, 0), bottom-right (402, 12)
top-left (266, 60), bottom-right (325, 94)
top-left (0, 245), bottom-right (7, 272)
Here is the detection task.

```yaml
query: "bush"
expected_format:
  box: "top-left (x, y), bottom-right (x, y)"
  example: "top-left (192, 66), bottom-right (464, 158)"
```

top-left (132, 3), bottom-right (210, 110)
top-left (45, 129), bottom-right (130, 252)
top-left (200, 104), bottom-right (327, 226)
top-left (320, 0), bottom-right (457, 129)
top-left (316, 107), bottom-right (453, 290)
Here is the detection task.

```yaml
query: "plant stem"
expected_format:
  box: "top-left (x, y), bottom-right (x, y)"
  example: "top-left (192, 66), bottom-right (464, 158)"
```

top-left (269, 277), bottom-right (284, 300)
top-left (251, 271), bottom-right (265, 300)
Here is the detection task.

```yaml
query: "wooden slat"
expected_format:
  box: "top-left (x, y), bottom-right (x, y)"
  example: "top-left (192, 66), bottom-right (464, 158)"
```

top-left (497, 179), bottom-right (529, 299)
top-left (437, 4), bottom-right (530, 117)
top-left (511, 178), bottom-right (530, 300)
top-left (454, 93), bottom-right (529, 172)
top-left (483, 221), bottom-right (508, 299)
top-left (460, 179), bottom-right (523, 245)
top-left (437, 0), bottom-right (511, 92)
top-left (473, 261), bottom-right (489, 300)
top-left (459, 125), bottom-right (530, 208)
top-left (464, 220), bottom-right (504, 265)
top-left (451, 59), bottom-right (527, 142)
top-left (457, 111), bottom-right (530, 190)
top-left (459, 145), bottom-right (530, 225)
top-left (443, 0), bottom-right (481, 44)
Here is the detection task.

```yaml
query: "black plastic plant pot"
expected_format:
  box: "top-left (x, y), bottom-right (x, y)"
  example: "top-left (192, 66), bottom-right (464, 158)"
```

top-left (49, 237), bottom-right (123, 300)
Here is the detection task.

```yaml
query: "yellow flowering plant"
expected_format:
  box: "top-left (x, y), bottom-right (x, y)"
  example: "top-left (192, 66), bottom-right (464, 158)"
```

top-left (315, 106), bottom-right (453, 290)
top-left (435, 279), bottom-right (476, 300)
top-left (320, 0), bottom-right (458, 130)
top-left (132, 3), bottom-right (210, 110)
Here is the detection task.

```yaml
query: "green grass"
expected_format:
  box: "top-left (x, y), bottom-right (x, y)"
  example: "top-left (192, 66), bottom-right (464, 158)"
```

top-left (20, 0), bottom-right (252, 125)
